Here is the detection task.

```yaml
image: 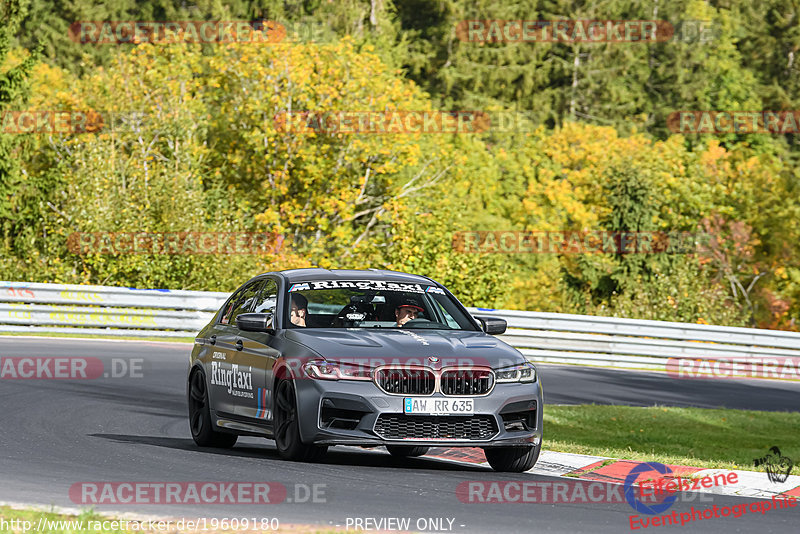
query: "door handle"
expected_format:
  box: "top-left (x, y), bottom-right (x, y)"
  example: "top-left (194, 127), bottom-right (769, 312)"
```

top-left (209, 335), bottom-right (216, 345)
top-left (235, 339), bottom-right (243, 351)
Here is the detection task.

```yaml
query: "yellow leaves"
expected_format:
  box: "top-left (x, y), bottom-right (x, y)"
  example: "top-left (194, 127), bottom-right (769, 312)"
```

top-left (699, 140), bottom-right (730, 180)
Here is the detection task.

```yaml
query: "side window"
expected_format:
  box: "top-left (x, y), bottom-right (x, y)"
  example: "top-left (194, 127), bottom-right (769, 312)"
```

top-left (223, 281), bottom-right (263, 326)
top-left (219, 288), bottom-right (244, 325)
top-left (253, 279), bottom-right (278, 315)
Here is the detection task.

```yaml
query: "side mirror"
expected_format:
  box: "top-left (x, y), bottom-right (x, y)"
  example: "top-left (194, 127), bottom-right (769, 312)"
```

top-left (473, 315), bottom-right (507, 335)
top-left (237, 312), bottom-right (274, 333)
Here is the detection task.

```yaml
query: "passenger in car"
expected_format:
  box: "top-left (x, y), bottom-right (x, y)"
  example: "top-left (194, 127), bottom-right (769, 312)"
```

top-left (290, 293), bottom-right (309, 327)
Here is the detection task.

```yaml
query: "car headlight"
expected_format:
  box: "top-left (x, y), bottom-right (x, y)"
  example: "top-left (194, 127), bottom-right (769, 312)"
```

top-left (303, 359), bottom-right (372, 381)
top-left (495, 362), bottom-right (536, 383)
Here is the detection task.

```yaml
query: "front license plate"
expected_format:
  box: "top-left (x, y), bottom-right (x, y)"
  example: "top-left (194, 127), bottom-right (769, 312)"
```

top-left (403, 397), bottom-right (474, 415)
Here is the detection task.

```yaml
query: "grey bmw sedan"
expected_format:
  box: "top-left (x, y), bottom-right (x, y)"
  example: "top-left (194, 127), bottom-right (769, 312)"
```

top-left (187, 268), bottom-right (543, 472)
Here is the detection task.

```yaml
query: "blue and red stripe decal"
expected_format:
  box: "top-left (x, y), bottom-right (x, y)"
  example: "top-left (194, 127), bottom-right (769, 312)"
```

top-left (256, 388), bottom-right (269, 419)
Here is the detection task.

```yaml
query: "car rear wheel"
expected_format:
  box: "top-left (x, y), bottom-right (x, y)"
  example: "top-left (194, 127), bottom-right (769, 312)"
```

top-left (386, 446), bottom-right (429, 457)
top-left (274, 379), bottom-right (328, 462)
top-left (484, 444), bottom-right (540, 472)
top-left (188, 370), bottom-right (238, 448)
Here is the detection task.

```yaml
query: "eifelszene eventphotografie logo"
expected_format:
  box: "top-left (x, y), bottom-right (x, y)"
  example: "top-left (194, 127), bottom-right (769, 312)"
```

top-left (624, 462), bottom-right (677, 515)
top-left (753, 446), bottom-right (793, 484)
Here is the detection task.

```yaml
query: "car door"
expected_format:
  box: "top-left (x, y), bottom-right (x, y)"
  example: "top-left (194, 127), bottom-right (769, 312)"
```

top-left (208, 280), bottom-right (262, 416)
top-left (234, 277), bottom-right (282, 422)
top-left (202, 286), bottom-right (241, 416)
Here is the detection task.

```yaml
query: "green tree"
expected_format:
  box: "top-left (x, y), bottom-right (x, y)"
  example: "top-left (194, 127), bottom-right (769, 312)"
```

top-left (0, 0), bottom-right (42, 257)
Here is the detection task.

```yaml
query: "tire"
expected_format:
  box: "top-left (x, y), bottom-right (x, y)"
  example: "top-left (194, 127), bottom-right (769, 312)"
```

top-left (484, 444), bottom-right (540, 472)
top-left (188, 369), bottom-right (238, 448)
top-left (274, 379), bottom-right (328, 462)
top-left (387, 446), bottom-right (429, 458)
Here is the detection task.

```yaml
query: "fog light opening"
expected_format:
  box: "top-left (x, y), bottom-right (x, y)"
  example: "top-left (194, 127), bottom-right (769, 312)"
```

top-left (320, 405), bottom-right (367, 431)
top-left (501, 410), bottom-right (536, 432)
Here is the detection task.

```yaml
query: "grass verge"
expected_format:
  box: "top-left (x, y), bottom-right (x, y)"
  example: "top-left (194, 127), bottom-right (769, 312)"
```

top-left (544, 404), bottom-right (800, 473)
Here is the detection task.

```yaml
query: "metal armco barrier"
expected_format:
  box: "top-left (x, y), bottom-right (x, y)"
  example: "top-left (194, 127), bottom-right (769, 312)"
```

top-left (468, 308), bottom-right (800, 374)
top-left (0, 281), bottom-right (227, 338)
top-left (2, 282), bottom-right (799, 376)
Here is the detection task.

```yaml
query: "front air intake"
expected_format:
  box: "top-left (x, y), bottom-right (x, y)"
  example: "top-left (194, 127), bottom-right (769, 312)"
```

top-left (440, 368), bottom-right (494, 396)
top-left (374, 368), bottom-right (436, 395)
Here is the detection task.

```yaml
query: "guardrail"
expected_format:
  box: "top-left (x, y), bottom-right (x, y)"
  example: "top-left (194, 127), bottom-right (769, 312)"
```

top-left (472, 308), bottom-right (800, 374)
top-left (2, 281), bottom-right (799, 378)
top-left (0, 281), bottom-right (227, 338)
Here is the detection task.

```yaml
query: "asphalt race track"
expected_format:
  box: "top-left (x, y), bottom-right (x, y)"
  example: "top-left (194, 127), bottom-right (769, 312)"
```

top-left (1, 337), bottom-right (798, 533)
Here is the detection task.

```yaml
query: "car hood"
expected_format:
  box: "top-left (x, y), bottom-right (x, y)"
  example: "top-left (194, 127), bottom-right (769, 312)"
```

top-left (284, 328), bottom-right (525, 368)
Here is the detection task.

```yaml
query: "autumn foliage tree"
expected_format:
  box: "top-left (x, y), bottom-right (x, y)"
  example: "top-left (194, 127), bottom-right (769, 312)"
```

top-left (3, 5), bottom-right (800, 327)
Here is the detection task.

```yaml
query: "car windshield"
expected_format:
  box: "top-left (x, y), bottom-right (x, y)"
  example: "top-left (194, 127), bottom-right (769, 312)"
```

top-left (286, 280), bottom-right (479, 330)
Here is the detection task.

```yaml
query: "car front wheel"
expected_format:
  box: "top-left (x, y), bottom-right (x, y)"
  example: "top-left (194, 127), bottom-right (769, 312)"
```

top-left (484, 444), bottom-right (540, 472)
top-left (274, 379), bottom-right (327, 462)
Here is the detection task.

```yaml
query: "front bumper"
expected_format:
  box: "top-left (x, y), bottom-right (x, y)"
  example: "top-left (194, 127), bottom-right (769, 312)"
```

top-left (294, 377), bottom-right (543, 448)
